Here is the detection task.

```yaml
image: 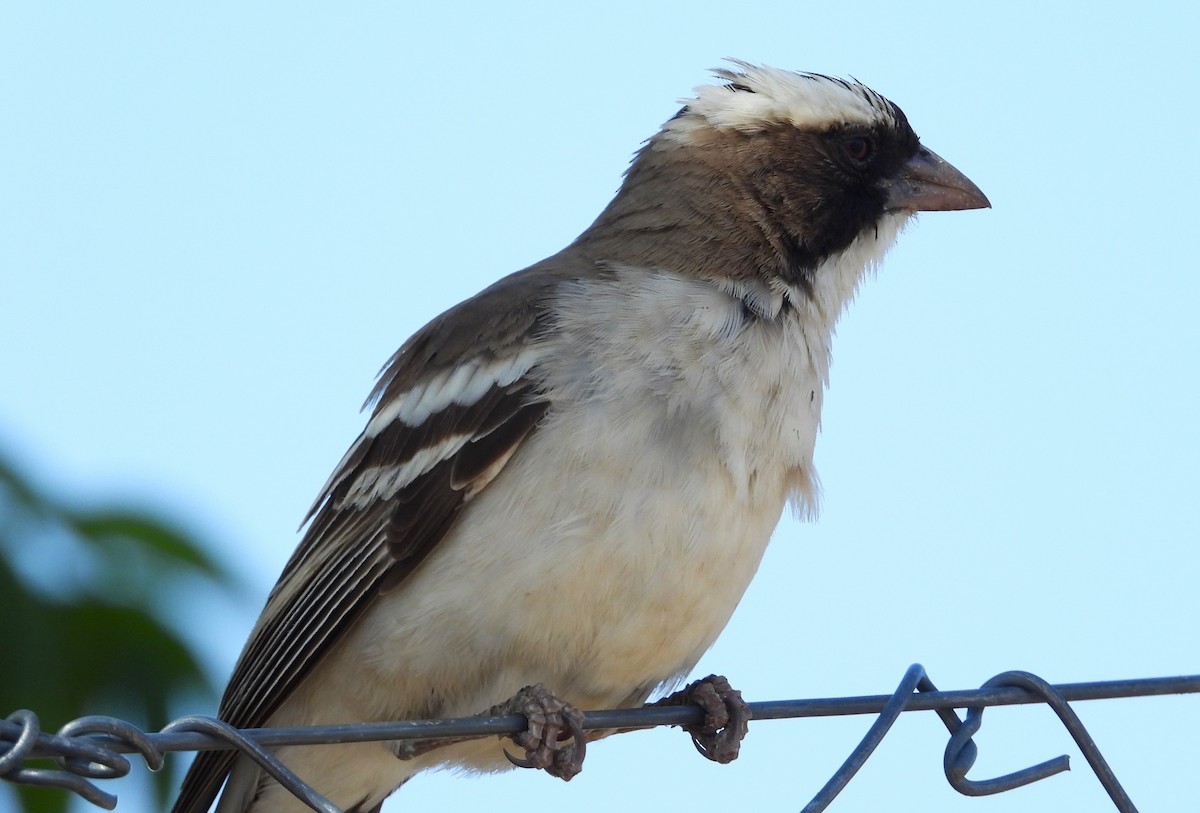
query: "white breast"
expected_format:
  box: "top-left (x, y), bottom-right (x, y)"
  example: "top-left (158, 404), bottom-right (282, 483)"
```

top-left (339, 215), bottom-right (908, 713)
top-left (357, 256), bottom-right (879, 696)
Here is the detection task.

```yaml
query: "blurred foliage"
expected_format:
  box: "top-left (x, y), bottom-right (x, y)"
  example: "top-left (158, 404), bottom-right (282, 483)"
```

top-left (0, 450), bottom-right (240, 813)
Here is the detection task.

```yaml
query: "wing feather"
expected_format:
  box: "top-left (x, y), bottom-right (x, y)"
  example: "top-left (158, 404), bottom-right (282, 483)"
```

top-left (172, 269), bottom-right (564, 813)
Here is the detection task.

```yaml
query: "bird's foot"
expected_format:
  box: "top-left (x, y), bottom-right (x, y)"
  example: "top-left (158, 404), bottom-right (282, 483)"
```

top-left (493, 683), bottom-right (586, 781)
top-left (654, 674), bottom-right (750, 764)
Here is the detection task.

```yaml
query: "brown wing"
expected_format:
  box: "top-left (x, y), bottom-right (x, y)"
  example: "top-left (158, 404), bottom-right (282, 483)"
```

top-left (172, 269), bottom-right (560, 813)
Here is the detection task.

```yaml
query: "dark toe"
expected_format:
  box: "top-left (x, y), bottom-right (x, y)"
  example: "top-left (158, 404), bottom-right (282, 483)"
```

top-left (494, 684), bottom-right (586, 781)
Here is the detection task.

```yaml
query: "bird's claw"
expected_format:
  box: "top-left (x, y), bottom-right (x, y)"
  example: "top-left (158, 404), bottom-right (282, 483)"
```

top-left (493, 684), bottom-right (587, 781)
top-left (656, 674), bottom-right (750, 764)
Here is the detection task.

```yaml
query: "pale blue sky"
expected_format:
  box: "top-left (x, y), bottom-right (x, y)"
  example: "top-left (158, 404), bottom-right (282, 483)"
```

top-left (2, 2), bottom-right (1198, 811)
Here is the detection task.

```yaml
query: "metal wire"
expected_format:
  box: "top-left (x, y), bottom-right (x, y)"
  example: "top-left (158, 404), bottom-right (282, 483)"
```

top-left (2, 666), bottom-right (1197, 812)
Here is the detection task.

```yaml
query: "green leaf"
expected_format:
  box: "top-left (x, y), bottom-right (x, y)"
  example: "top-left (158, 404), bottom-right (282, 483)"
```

top-left (0, 445), bottom-right (244, 812)
top-left (66, 508), bottom-right (230, 581)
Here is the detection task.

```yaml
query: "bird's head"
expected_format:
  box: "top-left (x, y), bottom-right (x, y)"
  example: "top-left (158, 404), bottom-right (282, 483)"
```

top-left (580, 61), bottom-right (989, 296)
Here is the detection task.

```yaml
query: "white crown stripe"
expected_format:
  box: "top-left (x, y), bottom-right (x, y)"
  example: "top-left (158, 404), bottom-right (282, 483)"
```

top-left (663, 61), bottom-right (898, 144)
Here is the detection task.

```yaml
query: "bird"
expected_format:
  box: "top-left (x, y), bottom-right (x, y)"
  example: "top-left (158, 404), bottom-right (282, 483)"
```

top-left (173, 60), bottom-right (989, 813)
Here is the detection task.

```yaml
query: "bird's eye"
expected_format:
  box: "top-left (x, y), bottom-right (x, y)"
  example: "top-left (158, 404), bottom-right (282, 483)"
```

top-left (842, 135), bottom-right (875, 163)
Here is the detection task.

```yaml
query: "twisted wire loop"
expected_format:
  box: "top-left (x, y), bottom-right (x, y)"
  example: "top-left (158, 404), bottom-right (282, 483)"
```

top-left (944, 671), bottom-right (1136, 812)
top-left (0, 709), bottom-right (340, 813)
top-left (803, 664), bottom-right (1137, 813)
top-left (161, 717), bottom-right (340, 813)
top-left (0, 710), bottom-right (165, 809)
top-left (4, 668), bottom-right (1194, 812)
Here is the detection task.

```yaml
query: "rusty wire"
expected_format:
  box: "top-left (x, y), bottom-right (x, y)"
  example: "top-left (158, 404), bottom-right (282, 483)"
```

top-left (2, 665), bottom-right (1198, 812)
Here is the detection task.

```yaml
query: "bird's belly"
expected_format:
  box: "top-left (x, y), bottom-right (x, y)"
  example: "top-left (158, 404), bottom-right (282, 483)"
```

top-left (335, 421), bottom-right (793, 725)
top-left (260, 480), bottom-right (780, 813)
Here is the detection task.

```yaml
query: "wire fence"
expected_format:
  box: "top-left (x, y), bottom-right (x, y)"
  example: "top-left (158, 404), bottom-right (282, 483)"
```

top-left (3, 664), bottom-right (1198, 813)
